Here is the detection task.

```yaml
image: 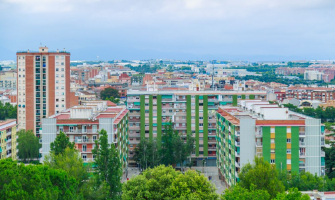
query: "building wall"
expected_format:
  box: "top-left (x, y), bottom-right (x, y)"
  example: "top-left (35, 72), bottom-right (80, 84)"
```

top-left (0, 120), bottom-right (17, 160)
top-left (17, 50), bottom-right (70, 135)
top-left (305, 118), bottom-right (322, 176)
top-left (240, 118), bottom-right (256, 167)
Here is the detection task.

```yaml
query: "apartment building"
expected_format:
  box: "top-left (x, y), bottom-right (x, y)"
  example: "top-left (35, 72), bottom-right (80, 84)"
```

top-left (216, 100), bottom-right (325, 186)
top-left (0, 119), bottom-right (17, 160)
top-left (286, 87), bottom-right (335, 103)
top-left (41, 101), bottom-right (129, 170)
top-left (126, 91), bottom-right (267, 167)
top-left (0, 71), bottom-right (17, 90)
top-left (17, 46), bottom-right (74, 135)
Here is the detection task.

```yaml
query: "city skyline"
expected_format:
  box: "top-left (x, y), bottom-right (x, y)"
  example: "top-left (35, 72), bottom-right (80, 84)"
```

top-left (1, 0), bottom-right (335, 61)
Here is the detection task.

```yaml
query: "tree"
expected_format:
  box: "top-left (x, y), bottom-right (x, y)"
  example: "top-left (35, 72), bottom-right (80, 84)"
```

top-left (92, 129), bottom-right (122, 199)
top-left (239, 156), bottom-right (285, 199)
top-left (122, 165), bottom-right (219, 200)
top-left (221, 184), bottom-right (271, 200)
top-left (0, 159), bottom-right (82, 200)
top-left (50, 131), bottom-right (75, 155)
top-left (0, 102), bottom-right (17, 120)
top-left (107, 96), bottom-right (120, 104)
top-left (174, 133), bottom-right (195, 169)
top-left (44, 147), bottom-right (88, 186)
top-left (274, 188), bottom-right (310, 200)
top-left (160, 123), bottom-right (179, 166)
top-left (324, 146), bottom-right (335, 179)
top-left (17, 130), bottom-right (41, 163)
top-left (133, 138), bottom-right (160, 170)
top-left (100, 87), bottom-right (120, 100)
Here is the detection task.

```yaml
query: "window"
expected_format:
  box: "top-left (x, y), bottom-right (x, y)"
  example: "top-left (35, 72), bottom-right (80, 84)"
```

top-left (82, 154), bottom-right (87, 161)
top-left (271, 139), bottom-right (275, 143)
top-left (287, 149), bottom-right (291, 154)
top-left (69, 126), bottom-right (74, 132)
top-left (199, 117), bottom-right (203, 120)
top-left (287, 138), bottom-right (291, 143)
top-left (287, 159), bottom-right (291, 164)
top-left (271, 149), bottom-right (275, 153)
top-left (270, 159), bottom-right (275, 164)
top-left (199, 123), bottom-right (203, 127)
top-left (93, 135), bottom-right (97, 141)
top-left (61, 68), bottom-right (64, 71)
top-left (82, 145), bottom-right (87, 152)
top-left (56, 68), bottom-right (59, 71)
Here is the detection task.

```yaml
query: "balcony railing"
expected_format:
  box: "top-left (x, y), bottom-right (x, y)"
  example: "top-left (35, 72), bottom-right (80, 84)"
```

top-left (299, 142), bottom-right (306, 146)
top-left (57, 129), bottom-right (98, 134)
top-left (299, 163), bottom-right (305, 167)
top-left (300, 153), bottom-right (305, 156)
top-left (255, 142), bottom-right (262, 147)
top-left (235, 141), bottom-right (240, 146)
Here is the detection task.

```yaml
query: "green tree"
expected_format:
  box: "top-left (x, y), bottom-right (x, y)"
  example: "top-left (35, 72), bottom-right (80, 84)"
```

top-left (107, 96), bottom-right (120, 104)
top-left (324, 146), bottom-right (335, 179)
top-left (221, 184), bottom-right (270, 200)
top-left (122, 165), bottom-right (219, 200)
top-left (174, 132), bottom-right (195, 169)
top-left (44, 147), bottom-right (88, 186)
top-left (0, 159), bottom-right (82, 200)
top-left (160, 123), bottom-right (179, 166)
top-left (92, 129), bottom-right (122, 199)
top-left (50, 131), bottom-right (75, 155)
top-left (239, 156), bottom-right (285, 199)
top-left (100, 87), bottom-right (120, 100)
top-left (17, 130), bottom-right (41, 163)
top-left (134, 138), bottom-right (160, 170)
top-left (274, 188), bottom-right (310, 200)
top-left (0, 102), bottom-right (17, 120)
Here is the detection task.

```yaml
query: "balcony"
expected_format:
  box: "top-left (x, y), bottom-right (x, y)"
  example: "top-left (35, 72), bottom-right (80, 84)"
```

top-left (236, 131), bottom-right (240, 136)
top-left (235, 141), bottom-right (240, 146)
top-left (300, 152), bottom-right (306, 157)
top-left (255, 132), bottom-right (262, 138)
top-left (235, 161), bottom-right (240, 167)
top-left (299, 163), bottom-right (305, 167)
top-left (299, 142), bottom-right (306, 146)
top-left (299, 132), bottom-right (305, 137)
top-left (236, 152), bottom-right (240, 157)
top-left (71, 138), bottom-right (96, 143)
top-left (255, 142), bottom-right (262, 147)
top-left (82, 158), bottom-right (95, 162)
top-left (321, 151), bottom-right (325, 157)
top-left (58, 129), bottom-right (98, 134)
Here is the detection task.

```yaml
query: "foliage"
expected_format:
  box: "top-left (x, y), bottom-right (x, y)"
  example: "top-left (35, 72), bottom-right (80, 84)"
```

top-left (239, 156), bottom-right (285, 199)
top-left (100, 87), bottom-right (120, 100)
top-left (0, 102), bottom-right (17, 120)
top-left (166, 65), bottom-right (174, 72)
top-left (133, 138), bottom-right (160, 170)
top-left (273, 188), bottom-right (310, 200)
top-left (134, 123), bottom-right (195, 170)
top-left (122, 165), bottom-right (219, 200)
top-left (126, 63), bottom-right (161, 73)
top-left (106, 96), bottom-right (120, 104)
top-left (221, 184), bottom-right (271, 200)
top-left (17, 129), bottom-right (41, 163)
top-left (92, 129), bottom-right (122, 199)
top-left (50, 131), bottom-right (75, 155)
top-left (323, 146), bottom-right (335, 179)
top-left (160, 123), bottom-right (195, 167)
top-left (235, 71), bottom-right (323, 85)
top-left (80, 176), bottom-right (110, 200)
top-left (282, 103), bottom-right (335, 123)
top-left (278, 170), bottom-right (335, 191)
top-left (44, 147), bottom-right (88, 186)
top-left (0, 159), bottom-right (82, 200)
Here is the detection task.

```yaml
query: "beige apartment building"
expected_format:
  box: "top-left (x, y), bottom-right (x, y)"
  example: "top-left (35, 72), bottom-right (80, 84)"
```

top-left (16, 47), bottom-right (73, 135)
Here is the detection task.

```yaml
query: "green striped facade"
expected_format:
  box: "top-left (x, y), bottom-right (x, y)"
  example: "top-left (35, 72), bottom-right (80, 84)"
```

top-left (203, 95), bottom-right (208, 156)
top-left (149, 95), bottom-right (153, 142)
top-left (140, 95), bottom-right (145, 139)
top-left (157, 95), bottom-right (162, 148)
top-left (195, 95), bottom-right (200, 156)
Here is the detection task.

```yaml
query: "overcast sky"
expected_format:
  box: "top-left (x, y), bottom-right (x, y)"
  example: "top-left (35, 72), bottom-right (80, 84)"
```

top-left (1, 0), bottom-right (335, 61)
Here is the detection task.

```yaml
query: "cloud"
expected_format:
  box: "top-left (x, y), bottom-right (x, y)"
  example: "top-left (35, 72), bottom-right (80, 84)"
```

top-left (0, 0), bottom-right (334, 60)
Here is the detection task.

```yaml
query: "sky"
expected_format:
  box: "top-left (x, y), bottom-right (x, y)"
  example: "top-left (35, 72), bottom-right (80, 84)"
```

top-left (0, 0), bottom-right (335, 61)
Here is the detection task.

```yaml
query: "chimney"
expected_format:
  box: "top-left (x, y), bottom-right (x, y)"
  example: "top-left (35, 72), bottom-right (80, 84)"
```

top-left (27, 49), bottom-right (30, 53)
top-left (56, 49), bottom-right (59, 53)
top-left (63, 48), bottom-right (66, 52)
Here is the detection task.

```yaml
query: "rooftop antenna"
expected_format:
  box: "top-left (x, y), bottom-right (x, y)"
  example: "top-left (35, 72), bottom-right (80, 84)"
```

top-left (40, 42), bottom-right (42, 47)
